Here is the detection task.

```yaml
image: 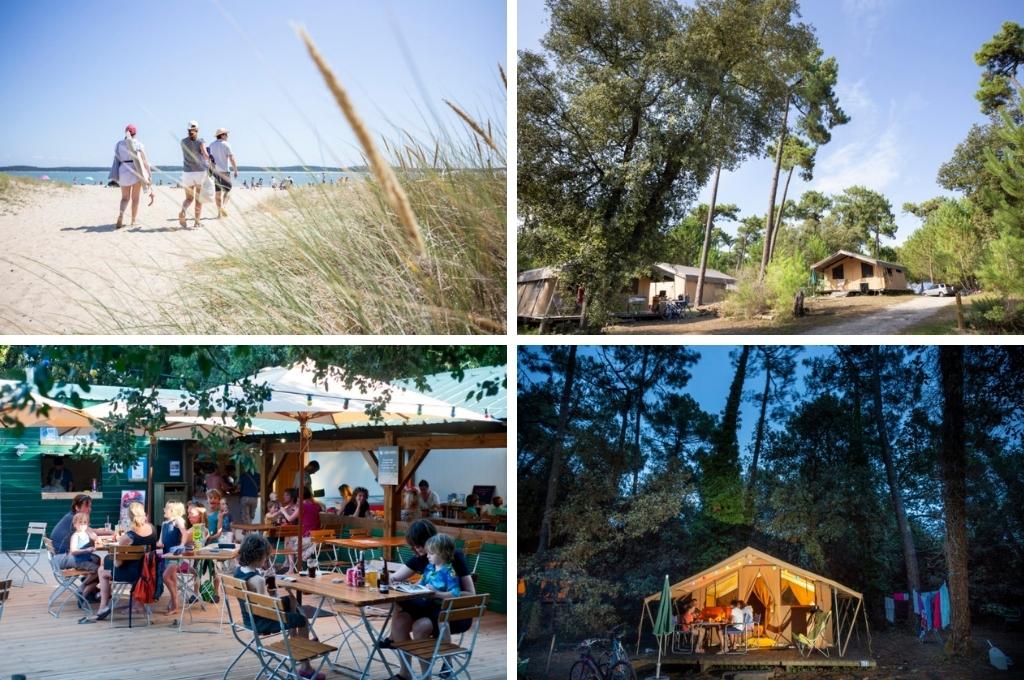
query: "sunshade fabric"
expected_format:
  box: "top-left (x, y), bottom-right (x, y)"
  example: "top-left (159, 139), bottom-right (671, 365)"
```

top-left (653, 575), bottom-right (673, 636)
top-left (207, 360), bottom-right (490, 425)
top-left (1, 391), bottom-right (99, 429)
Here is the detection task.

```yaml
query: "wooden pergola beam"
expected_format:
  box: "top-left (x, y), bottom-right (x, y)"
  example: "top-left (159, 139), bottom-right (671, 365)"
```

top-left (399, 448), bottom-right (431, 489)
top-left (360, 449), bottom-right (379, 477)
top-left (264, 432), bottom-right (505, 453)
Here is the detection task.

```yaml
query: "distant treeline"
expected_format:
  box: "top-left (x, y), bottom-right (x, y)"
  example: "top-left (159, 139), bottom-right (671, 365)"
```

top-left (0, 165), bottom-right (368, 173)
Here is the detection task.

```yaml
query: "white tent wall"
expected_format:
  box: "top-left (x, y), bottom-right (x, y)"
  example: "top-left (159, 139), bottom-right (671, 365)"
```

top-left (308, 447), bottom-right (506, 506)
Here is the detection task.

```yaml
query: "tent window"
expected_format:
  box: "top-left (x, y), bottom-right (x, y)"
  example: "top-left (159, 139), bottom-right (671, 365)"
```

top-left (886, 267), bottom-right (893, 275)
top-left (704, 571), bottom-right (738, 607)
top-left (780, 569), bottom-right (815, 606)
top-left (832, 265), bottom-right (844, 280)
top-left (861, 262), bottom-right (874, 278)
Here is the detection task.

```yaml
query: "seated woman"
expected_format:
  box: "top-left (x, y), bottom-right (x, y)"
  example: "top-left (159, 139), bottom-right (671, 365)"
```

top-left (682, 602), bottom-right (705, 653)
top-left (341, 486), bottom-right (370, 517)
top-left (463, 494), bottom-right (480, 517)
top-left (383, 520), bottom-right (477, 680)
top-left (156, 501), bottom-right (187, 614)
top-left (233, 534), bottom-right (325, 680)
top-left (91, 501), bottom-right (159, 620)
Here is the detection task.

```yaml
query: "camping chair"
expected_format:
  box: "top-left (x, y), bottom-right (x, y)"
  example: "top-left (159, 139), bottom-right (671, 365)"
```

top-left (269, 525), bottom-right (300, 573)
top-left (0, 579), bottom-right (10, 624)
top-left (795, 609), bottom-right (833, 658)
top-left (43, 537), bottom-right (92, 618)
top-left (3, 522), bottom-right (47, 586)
top-left (670, 618), bottom-right (697, 655)
top-left (725, 610), bottom-right (752, 655)
top-left (246, 590), bottom-right (337, 680)
top-left (107, 544), bottom-right (151, 628)
top-left (391, 594), bottom-right (490, 680)
top-left (463, 539), bottom-right (483, 584)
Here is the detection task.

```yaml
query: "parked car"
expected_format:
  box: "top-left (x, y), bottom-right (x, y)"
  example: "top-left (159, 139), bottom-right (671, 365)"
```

top-left (923, 284), bottom-right (956, 297)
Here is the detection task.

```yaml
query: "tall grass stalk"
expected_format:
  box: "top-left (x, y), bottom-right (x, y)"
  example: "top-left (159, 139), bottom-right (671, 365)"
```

top-left (142, 30), bottom-right (506, 335)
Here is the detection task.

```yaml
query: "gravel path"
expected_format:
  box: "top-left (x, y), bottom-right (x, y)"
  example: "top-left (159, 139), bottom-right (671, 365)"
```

top-left (801, 295), bottom-right (956, 335)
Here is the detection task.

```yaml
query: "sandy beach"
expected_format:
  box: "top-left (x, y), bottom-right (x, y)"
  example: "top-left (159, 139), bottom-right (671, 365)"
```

top-left (0, 183), bottom-right (274, 333)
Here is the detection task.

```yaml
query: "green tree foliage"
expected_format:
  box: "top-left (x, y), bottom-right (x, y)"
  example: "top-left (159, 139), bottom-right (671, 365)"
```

top-left (898, 199), bottom-right (987, 287)
top-left (518, 0), bottom-right (822, 322)
top-left (978, 101), bottom-right (1024, 297)
top-left (663, 202), bottom-right (739, 268)
top-left (974, 21), bottom-right (1024, 114)
top-left (830, 186), bottom-right (897, 257)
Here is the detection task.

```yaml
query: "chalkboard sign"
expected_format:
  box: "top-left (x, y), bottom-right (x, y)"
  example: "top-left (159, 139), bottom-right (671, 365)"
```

top-left (377, 446), bottom-right (399, 485)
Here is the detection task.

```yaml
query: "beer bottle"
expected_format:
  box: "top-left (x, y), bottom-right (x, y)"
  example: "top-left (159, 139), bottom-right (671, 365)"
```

top-left (357, 550), bottom-right (366, 587)
top-left (379, 560), bottom-right (389, 594)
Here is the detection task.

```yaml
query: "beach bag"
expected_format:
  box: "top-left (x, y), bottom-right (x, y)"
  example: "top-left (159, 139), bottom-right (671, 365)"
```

top-left (135, 552), bottom-right (159, 604)
top-left (199, 173), bottom-right (216, 204)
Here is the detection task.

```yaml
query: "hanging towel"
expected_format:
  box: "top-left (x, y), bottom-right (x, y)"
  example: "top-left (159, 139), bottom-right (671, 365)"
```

top-left (893, 592), bottom-right (908, 601)
top-left (932, 589), bottom-right (942, 630)
top-left (885, 597), bottom-right (895, 624)
top-left (912, 590), bottom-right (920, 615)
top-left (940, 582), bottom-right (951, 629)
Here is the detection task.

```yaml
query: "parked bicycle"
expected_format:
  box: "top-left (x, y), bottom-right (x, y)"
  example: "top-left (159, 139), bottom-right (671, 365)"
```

top-left (569, 624), bottom-right (637, 680)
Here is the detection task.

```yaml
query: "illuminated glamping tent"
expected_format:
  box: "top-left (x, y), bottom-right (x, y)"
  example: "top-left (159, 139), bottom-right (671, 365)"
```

top-left (637, 547), bottom-right (871, 657)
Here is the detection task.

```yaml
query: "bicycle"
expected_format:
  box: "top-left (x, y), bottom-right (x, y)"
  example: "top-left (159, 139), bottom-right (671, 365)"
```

top-left (569, 625), bottom-right (637, 680)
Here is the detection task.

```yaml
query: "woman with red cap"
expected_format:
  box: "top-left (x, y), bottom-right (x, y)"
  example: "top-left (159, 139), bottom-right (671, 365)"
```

top-left (108, 124), bottom-right (152, 228)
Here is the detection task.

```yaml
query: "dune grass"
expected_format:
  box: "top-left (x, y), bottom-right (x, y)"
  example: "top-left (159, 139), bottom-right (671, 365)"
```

top-left (145, 31), bottom-right (505, 335)
top-left (0, 173), bottom-right (68, 214)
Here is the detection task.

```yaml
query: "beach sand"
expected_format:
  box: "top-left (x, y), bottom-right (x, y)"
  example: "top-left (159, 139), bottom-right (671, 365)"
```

top-left (0, 183), bottom-right (274, 333)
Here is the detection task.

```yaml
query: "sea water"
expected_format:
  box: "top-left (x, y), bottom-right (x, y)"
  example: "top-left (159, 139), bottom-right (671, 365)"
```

top-left (3, 169), bottom-right (360, 187)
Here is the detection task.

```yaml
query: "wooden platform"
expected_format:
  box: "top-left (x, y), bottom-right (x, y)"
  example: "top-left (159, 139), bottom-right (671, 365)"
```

top-left (633, 649), bottom-right (876, 674)
top-left (0, 575), bottom-right (506, 679)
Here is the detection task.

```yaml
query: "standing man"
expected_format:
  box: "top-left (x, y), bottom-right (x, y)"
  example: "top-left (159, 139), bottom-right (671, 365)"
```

top-left (239, 467), bottom-right (260, 524)
top-left (293, 460), bottom-right (320, 493)
top-left (208, 127), bottom-right (238, 218)
top-left (51, 457), bottom-right (74, 491)
top-left (179, 120), bottom-right (210, 228)
top-left (417, 479), bottom-right (440, 513)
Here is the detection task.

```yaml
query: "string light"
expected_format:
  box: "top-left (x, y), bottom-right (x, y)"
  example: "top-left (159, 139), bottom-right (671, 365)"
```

top-left (306, 394), bottom-right (313, 406)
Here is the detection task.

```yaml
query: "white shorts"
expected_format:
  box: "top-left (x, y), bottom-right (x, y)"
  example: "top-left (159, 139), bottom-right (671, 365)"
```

top-left (181, 171), bottom-right (206, 188)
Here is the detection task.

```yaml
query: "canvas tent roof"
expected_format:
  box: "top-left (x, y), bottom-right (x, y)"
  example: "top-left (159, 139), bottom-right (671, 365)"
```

top-left (643, 546), bottom-right (862, 604)
top-left (810, 250), bottom-right (904, 272)
top-left (517, 266), bottom-right (561, 283)
top-left (651, 263), bottom-right (736, 285)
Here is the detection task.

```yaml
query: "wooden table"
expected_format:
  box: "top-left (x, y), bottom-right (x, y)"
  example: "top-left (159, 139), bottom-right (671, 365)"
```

top-left (231, 522), bottom-right (276, 535)
top-left (439, 517), bottom-right (494, 530)
top-left (439, 502), bottom-right (465, 519)
top-left (163, 547), bottom-right (239, 634)
top-left (280, 574), bottom-right (423, 679)
top-left (326, 536), bottom-right (408, 564)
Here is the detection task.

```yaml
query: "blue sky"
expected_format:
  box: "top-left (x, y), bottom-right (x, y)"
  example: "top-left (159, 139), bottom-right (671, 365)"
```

top-left (0, 1), bottom-right (505, 167)
top-left (519, 345), bottom-right (827, 462)
top-left (518, 0), bottom-right (1020, 244)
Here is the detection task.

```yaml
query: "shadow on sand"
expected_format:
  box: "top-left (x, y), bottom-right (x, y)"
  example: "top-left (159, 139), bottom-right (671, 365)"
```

top-left (60, 223), bottom-right (119, 233)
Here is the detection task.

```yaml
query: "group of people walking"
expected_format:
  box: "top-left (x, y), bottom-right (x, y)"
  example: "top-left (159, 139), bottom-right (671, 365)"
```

top-left (108, 121), bottom-right (238, 229)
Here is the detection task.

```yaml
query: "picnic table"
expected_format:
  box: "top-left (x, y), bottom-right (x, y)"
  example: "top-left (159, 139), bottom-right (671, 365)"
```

top-left (280, 573), bottom-right (422, 678)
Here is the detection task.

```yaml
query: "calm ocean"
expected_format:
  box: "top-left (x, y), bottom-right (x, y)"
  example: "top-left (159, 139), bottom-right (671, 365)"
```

top-left (3, 169), bottom-right (361, 187)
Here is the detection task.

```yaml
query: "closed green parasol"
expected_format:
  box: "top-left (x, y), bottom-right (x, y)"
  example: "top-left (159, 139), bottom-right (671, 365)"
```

top-left (650, 574), bottom-right (673, 679)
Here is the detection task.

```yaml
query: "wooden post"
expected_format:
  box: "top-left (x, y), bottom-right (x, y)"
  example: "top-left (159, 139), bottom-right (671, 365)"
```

top-left (259, 439), bottom-right (270, 522)
top-left (383, 431), bottom-right (397, 559)
top-left (955, 291), bottom-right (965, 331)
top-left (295, 415), bottom-right (310, 572)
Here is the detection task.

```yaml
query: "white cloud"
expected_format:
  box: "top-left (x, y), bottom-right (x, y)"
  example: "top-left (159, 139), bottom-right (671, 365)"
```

top-left (812, 105), bottom-right (903, 195)
top-left (841, 0), bottom-right (892, 53)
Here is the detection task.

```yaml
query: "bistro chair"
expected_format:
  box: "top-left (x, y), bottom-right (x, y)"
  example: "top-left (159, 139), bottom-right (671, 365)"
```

top-left (246, 590), bottom-right (337, 679)
top-left (268, 525), bottom-right (300, 573)
top-left (221, 574), bottom-right (276, 680)
top-left (0, 579), bottom-right (11, 624)
top-left (107, 544), bottom-right (151, 628)
top-left (725, 610), bottom-right (753, 655)
top-left (391, 593), bottom-right (489, 680)
top-left (43, 537), bottom-right (92, 618)
top-left (308, 529), bottom-right (345, 572)
top-left (796, 609), bottom-right (833, 658)
top-left (462, 539), bottom-right (483, 584)
top-left (3, 522), bottom-right (47, 586)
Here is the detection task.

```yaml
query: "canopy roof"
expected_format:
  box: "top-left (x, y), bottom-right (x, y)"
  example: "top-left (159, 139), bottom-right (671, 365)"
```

top-left (644, 546), bottom-right (862, 604)
top-left (0, 380), bottom-right (99, 430)
top-left (810, 250), bottom-right (904, 272)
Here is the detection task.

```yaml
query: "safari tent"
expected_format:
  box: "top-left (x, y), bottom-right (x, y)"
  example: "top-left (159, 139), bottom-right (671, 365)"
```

top-left (811, 250), bottom-right (908, 293)
top-left (637, 546), bottom-right (870, 657)
top-left (517, 266), bottom-right (574, 320)
top-left (636, 263), bottom-right (736, 305)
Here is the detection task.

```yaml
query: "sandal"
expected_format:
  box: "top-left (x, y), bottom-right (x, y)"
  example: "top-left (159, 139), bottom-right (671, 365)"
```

top-left (178, 210), bottom-right (187, 227)
top-left (94, 605), bottom-right (112, 621)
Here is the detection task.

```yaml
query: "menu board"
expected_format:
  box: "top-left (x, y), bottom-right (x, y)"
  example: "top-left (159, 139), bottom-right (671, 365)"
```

top-left (377, 446), bottom-right (399, 486)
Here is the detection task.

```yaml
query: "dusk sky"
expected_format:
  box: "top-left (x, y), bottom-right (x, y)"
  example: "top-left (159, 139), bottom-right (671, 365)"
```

top-left (518, 0), bottom-right (1020, 244)
top-left (0, 0), bottom-right (506, 167)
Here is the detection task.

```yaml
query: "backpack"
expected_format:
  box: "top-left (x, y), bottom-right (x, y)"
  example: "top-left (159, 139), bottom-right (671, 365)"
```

top-left (134, 552), bottom-right (158, 604)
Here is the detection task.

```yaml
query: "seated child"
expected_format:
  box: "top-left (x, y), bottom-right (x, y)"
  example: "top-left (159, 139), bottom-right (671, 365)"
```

top-left (421, 533), bottom-right (461, 596)
top-left (233, 534), bottom-right (325, 680)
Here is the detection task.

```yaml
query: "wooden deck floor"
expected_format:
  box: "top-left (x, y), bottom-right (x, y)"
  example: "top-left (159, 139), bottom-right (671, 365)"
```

top-left (0, 572), bottom-right (507, 679)
top-left (633, 647), bottom-right (876, 674)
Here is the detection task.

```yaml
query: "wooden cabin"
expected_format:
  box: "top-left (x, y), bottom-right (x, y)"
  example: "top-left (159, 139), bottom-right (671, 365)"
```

top-left (811, 250), bottom-right (908, 293)
top-left (636, 263), bottom-right (736, 305)
top-left (517, 266), bottom-right (575, 321)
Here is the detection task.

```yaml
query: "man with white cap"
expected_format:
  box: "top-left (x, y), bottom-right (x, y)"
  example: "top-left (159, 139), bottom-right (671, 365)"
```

top-left (208, 127), bottom-right (238, 218)
top-left (179, 120), bottom-right (210, 228)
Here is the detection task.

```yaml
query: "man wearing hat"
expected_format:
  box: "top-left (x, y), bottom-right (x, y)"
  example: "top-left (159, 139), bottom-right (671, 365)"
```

top-left (208, 127), bottom-right (239, 218)
top-left (180, 120), bottom-right (210, 228)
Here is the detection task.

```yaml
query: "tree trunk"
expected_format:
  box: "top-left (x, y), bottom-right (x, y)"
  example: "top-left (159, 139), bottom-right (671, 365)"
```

top-left (759, 90), bottom-right (792, 281)
top-left (537, 346), bottom-right (577, 555)
top-left (768, 165), bottom-right (794, 263)
top-left (868, 347), bottom-right (921, 595)
top-left (745, 351), bottom-right (771, 522)
top-left (938, 346), bottom-right (971, 655)
top-left (695, 163), bottom-right (722, 306)
top-left (631, 349), bottom-right (650, 496)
